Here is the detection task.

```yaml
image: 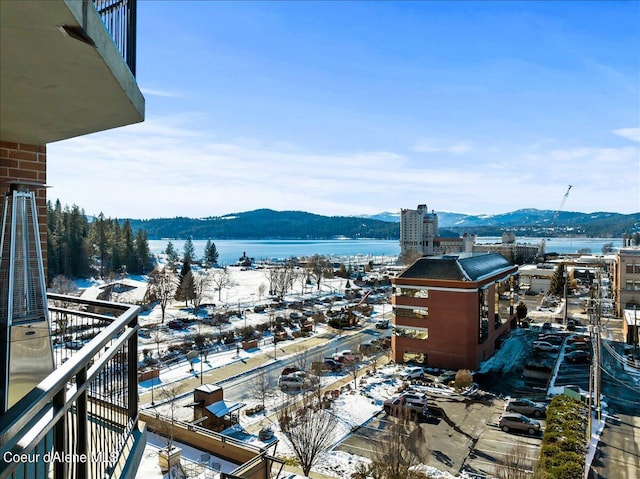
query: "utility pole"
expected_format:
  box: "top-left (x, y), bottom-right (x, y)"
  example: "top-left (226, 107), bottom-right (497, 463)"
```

top-left (563, 266), bottom-right (569, 325)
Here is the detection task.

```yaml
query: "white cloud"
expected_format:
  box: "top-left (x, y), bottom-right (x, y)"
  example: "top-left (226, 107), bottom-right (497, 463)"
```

top-left (139, 87), bottom-right (185, 98)
top-left (613, 128), bottom-right (640, 143)
top-left (46, 114), bottom-right (639, 219)
top-left (411, 141), bottom-right (473, 154)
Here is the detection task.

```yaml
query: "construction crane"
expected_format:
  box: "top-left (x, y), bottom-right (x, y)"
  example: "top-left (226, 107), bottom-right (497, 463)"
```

top-left (550, 185), bottom-right (572, 234)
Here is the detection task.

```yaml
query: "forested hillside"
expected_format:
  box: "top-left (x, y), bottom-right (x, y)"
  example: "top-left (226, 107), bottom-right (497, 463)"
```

top-left (127, 209), bottom-right (400, 240)
top-left (47, 200), bottom-right (152, 281)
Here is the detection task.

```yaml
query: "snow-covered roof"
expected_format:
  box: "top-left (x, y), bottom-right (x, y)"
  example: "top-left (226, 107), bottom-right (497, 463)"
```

top-left (398, 253), bottom-right (514, 282)
top-left (205, 400), bottom-right (244, 418)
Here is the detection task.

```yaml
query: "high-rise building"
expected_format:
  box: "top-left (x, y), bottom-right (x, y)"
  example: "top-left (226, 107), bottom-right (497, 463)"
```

top-left (400, 204), bottom-right (438, 259)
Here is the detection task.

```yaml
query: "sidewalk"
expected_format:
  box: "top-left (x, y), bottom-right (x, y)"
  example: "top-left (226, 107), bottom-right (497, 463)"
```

top-left (138, 330), bottom-right (352, 406)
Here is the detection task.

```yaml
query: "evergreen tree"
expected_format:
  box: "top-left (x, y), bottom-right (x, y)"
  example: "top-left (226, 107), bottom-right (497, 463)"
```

top-left (549, 264), bottom-right (567, 297)
top-left (122, 220), bottom-right (136, 274)
top-left (204, 239), bottom-right (219, 267)
top-left (183, 236), bottom-right (196, 264)
top-left (111, 218), bottom-right (122, 275)
top-left (165, 241), bottom-right (179, 265)
top-left (94, 213), bottom-right (110, 278)
top-left (134, 229), bottom-right (151, 274)
top-left (175, 260), bottom-right (195, 306)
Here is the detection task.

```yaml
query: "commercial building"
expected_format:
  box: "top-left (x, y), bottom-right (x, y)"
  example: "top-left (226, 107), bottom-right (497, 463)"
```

top-left (472, 233), bottom-right (543, 264)
top-left (391, 253), bottom-right (518, 371)
top-left (613, 247), bottom-right (640, 317)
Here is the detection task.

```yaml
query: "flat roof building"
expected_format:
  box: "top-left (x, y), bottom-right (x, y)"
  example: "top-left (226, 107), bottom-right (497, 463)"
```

top-left (391, 253), bottom-right (518, 371)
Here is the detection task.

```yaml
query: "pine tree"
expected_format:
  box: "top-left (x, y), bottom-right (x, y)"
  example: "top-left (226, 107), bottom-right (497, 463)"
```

top-left (183, 236), bottom-right (196, 264)
top-left (165, 241), bottom-right (179, 265)
top-left (122, 220), bottom-right (136, 274)
top-left (134, 229), bottom-right (151, 274)
top-left (204, 239), bottom-right (219, 267)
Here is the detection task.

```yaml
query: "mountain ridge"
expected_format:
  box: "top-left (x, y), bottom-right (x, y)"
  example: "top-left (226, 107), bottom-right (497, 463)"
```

top-left (124, 208), bottom-right (640, 240)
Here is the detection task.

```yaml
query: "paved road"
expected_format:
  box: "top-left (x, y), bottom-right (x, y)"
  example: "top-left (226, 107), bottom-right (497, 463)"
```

top-left (590, 413), bottom-right (640, 479)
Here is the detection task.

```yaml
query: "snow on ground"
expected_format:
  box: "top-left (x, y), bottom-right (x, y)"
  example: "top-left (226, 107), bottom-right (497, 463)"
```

top-left (81, 268), bottom-right (484, 478)
top-left (478, 328), bottom-right (530, 375)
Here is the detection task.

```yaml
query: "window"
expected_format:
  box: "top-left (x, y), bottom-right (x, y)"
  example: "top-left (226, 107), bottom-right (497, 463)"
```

top-left (393, 287), bottom-right (429, 298)
top-left (393, 307), bottom-right (428, 319)
top-left (393, 327), bottom-right (429, 339)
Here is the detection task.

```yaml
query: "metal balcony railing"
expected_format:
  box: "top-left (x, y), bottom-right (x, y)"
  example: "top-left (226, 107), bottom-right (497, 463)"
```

top-left (92, 0), bottom-right (137, 76)
top-left (0, 294), bottom-right (140, 479)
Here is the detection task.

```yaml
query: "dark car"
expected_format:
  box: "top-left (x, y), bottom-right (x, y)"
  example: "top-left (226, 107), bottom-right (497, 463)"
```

top-left (566, 320), bottom-right (576, 331)
top-left (537, 334), bottom-right (564, 345)
top-left (565, 350), bottom-right (591, 364)
top-left (505, 398), bottom-right (547, 418)
top-left (566, 342), bottom-right (591, 352)
top-left (542, 322), bottom-right (552, 331)
top-left (167, 320), bottom-right (185, 330)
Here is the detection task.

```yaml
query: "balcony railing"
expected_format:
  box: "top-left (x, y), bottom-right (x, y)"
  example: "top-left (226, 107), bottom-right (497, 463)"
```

top-left (0, 294), bottom-right (140, 479)
top-left (93, 0), bottom-right (137, 76)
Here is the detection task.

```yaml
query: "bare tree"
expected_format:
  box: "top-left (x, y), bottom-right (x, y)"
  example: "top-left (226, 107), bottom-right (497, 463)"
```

top-left (359, 408), bottom-right (426, 479)
top-left (250, 369), bottom-right (277, 413)
top-left (345, 356), bottom-right (361, 391)
top-left (192, 270), bottom-right (211, 316)
top-left (264, 259), bottom-right (297, 300)
top-left (494, 439), bottom-right (537, 479)
top-left (210, 267), bottom-right (235, 302)
top-left (257, 282), bottom-right (267, 302)
top-left (293, 345), bottom-right (313, 373)
top-left (306, 254), bottom-right (333, 291)
top-left (147, 266), bottom-right (178, 323)
top-left (151, 326), bottom-right (163, 363)
top-left (157, 382), bottom-right (182, 453)
top-left (277, 394), bottom-right (338, 476)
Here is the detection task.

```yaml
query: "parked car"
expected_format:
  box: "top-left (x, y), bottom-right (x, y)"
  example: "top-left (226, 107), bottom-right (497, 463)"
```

top-left (375, 319), bottom-right (389, 329)
top-left (398, 366), bottom-right (424, 381)
top-left (278, 371), bottom-right (320, 390)
top-left (565, 350), bottom-right (591, 364)
top-left (281, 366), bottom-right (301, 376)
top-left (383, 393), bottom-right (428, 417)
top-left (532, 340), bottom-right (559, 352)
top-left (334, 350), bottom-right (356, 362)
top-left (566, 342), bottom-right (591, 352)
top-left (566, 320), bottom-right (576, 331)
top-left (505, 398), bottom-right (547, 418)
top-left (498, 412), bottom-right (541, 435)
top-left (537, 334), bottom-right (565, 345)
top-left (435, 370), bottom-right (457, 385)
top-left (312, 359), bottom-right (342, 373)
top-left (542, 322), bottom-right (552, 331)
top-left (399, 366), bottom-right (425, 381)
top-left (167, 320), bottom-right (185, 330)
top-left (567, 334), bottom-right (589, 344)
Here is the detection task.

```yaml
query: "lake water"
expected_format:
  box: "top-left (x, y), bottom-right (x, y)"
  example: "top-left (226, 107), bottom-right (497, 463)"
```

top-left (148, 237), bottom-right (622, 266)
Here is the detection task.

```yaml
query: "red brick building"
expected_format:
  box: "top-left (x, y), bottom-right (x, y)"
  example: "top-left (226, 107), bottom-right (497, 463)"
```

top-left (391, 253), bottom-right (518, 371)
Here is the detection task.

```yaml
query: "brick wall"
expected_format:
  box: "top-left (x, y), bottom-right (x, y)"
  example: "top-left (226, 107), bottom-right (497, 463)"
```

top-left (0, 141), bottom-right (48, 275)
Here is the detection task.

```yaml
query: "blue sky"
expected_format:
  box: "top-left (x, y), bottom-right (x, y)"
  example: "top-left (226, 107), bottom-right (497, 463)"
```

top-left (48, 1), bottom-right (640, 219)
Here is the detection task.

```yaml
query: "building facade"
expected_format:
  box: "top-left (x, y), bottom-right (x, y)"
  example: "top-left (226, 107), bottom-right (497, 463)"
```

top-left (613, 247), bottom-right (640, 317)
top-left (1, 1), bottom-right (145, 478)
top-left (400, 204), bottom-right (438, 259)
top-left (391, 253), bottom-right (518, 371)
